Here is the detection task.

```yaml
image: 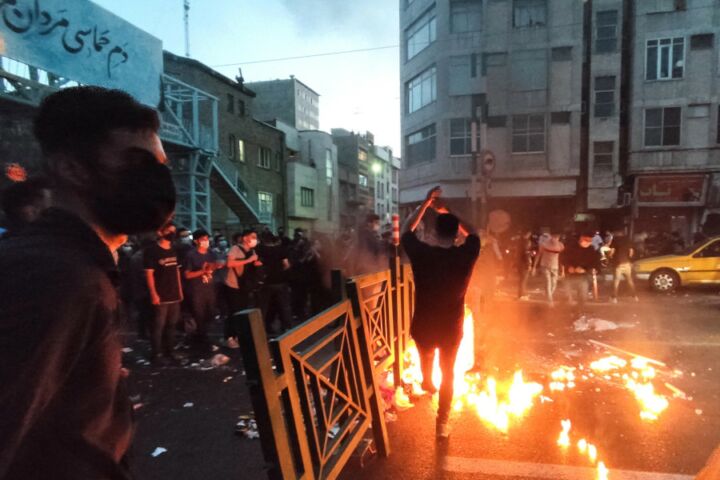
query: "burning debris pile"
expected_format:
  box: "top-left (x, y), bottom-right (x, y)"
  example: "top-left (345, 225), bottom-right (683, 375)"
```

top-left (388, 306), bottom-right (693, 480)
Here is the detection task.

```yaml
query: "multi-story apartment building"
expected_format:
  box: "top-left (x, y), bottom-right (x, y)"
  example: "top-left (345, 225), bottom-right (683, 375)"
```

top-left (400, 0), bottom-right (720, 240)
top-left (399, 0), bottom-right (585, 230)
top-left (371, 144), bottom-right (401, 222)
top-left (246, 76), bottom-right (320, 130)
top-left (332, 129), bottom-right (376, 229)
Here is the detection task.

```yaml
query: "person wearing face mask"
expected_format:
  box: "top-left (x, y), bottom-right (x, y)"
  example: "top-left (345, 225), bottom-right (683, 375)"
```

top-left (223, 229), bottom-right (262, 348)
top-left (0, 87), bottom-right (175, 479)
top-left (183, 230), bottom-right (222, 346)
top-left (144, 223), bottom-right (184, 364)
top-left (560, 232), bottom-right (602, 309)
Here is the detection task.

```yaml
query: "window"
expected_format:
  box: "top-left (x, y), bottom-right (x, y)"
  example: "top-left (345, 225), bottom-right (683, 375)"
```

top-left (551, 111), bottom-right (571, 124)
top-left (325, 149), bottom-right (333, 185)
top-left (406, 124), bottom-right (436, 166)
top-left (406, 66), bottom-right (436, 113)
top-left (595, 10), bottom-right (618, 53)
top-left (450, 118), bottom-right (478, 156)
top-left (482, 52), bottom-right (507, 75)
top-left (237, 139), bottom-right (245, 162)
top-left (690, 33), bottom-right (714, 50)
top-left (551, 47), bottom-right (572, 62)
top-left (510, 50), bottom-right (547, 91)
top-left (227, 94), bottom-right (235, 113)
top-left (513, 0), bottom-right (546, 28)
top-left (593, 141), bottom-right (613, 167)
top-left (300, 187), bottom-right (314, 207)
top-left (358, 149), bottom-right (367, 161)
top-left (699, 241), bottom-right (720, 258)
top-left (228, 134), bottom-right (236, 160)
top-left (258, 192), bottom-right (273, 222)
top-left (512, 114), bottom-right (545, 153)
top-left (359, 174), bottom-right (368, 187)
top-left (449, 55), bottom-right (473, 95)
top-left (594, 76), bottom-right (615, 117)
top-left (238, 99), bottom-right (246, 116)
top-left (450, 1), bottom-right (482, 34)
top-left (406, 8), bottom-right (437, 60)
top-left (258, 147), bottom-right (272, 168)
top-left (646, 37), bottom-right (684, 80)
top-left (644, 107), bottom-right (681, 147)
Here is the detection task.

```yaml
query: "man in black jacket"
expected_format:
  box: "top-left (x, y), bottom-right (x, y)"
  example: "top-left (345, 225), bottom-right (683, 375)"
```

top-left (561, 232), bottom-right (602, 308)
top-left (0, 86), bottom-right (175, 479)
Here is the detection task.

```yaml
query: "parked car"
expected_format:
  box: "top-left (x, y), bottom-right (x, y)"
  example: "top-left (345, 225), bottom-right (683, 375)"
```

top-left (634, 236), bottom-right (720, 292)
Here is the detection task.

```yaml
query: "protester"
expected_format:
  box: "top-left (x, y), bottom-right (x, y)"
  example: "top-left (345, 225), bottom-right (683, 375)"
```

top-left (183, 229), bottom-right (223, 346)
top-left (277, 226), bottom-right (292, 247)
top-left (289, 228), bottom-right (314, 321)
top-left (561, 232), bottom-right (602, 309)
top-left (401, 186), bottom-right (480, 440)
top-left (352, 213), bottom-right (387, 274)
top-left (517, 229), bottom-right (534, 301)
top-left (0, 176), bottom-right (52, 236)
top-left (130, 237), bottom-right (155, 339)
top-left (223, 229), bottom-right (262, 347)
top-left (174, 227), bottom-right (194, 264)
top-left (533, 231), bottom-right (565, 306)
top-left (0, 86), bottom-right (175, 479)
top-left (609, 229), bottom-right (638, 303)
top-left (257, 230), bottom-right (293, 335)
top-left (144, 222), bottom-right (184, 365)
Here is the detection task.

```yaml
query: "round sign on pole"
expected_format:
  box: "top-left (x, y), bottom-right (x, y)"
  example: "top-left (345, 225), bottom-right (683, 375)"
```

top-left (481, 151), bottom-right (496, 175)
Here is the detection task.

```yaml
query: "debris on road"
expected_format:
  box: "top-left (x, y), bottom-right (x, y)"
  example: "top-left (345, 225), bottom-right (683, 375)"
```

top-left (223, 376), bottom-right (233, 383)
top-left (183, 402), bottom-right (194, 408)
top-left (235, 415), bottom-right (259, 439)
top-left (574, 316), bottom-right (629, 332)
top-left (211, 354), bottom-right (230, 367)
top-left (151, 447), bottom-right (167, 457)
top-left (122, 347), bottom-right (133, 353)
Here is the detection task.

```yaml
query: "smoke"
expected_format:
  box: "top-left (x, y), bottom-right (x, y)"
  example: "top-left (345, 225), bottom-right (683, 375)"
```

top-left (278, 0), bottom-right (397, 39)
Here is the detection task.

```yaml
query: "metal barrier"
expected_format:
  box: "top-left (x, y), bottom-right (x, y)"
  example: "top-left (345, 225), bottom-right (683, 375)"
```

top-left (237, 301), bottom-right (390, 480)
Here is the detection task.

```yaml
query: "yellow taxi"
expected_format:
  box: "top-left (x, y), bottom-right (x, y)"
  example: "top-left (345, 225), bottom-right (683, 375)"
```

top-left (634, 237), bottom-right (720, 292)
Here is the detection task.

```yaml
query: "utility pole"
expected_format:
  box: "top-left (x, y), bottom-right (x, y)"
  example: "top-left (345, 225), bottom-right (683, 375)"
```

top-left (184, 0), bottom-right (191, 57)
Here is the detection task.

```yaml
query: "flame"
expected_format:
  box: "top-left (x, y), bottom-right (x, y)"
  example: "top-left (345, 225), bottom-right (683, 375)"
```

top-left (597, 461), bottom-right (609, 480)
top-left (578, 438), bottom-right (587, 454)
top-left (401, 307), bottom-right (543, 433)
top-left (557, 419), bottom-right (571, 448)
top-left (550, 366), bottom-right (577, 392)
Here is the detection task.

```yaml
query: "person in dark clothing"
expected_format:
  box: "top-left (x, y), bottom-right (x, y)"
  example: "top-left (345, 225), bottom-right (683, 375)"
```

top-left (353, 213), bottom-right (387, 274)
top-left (130, 238), bottom-right (155, 339)
top-left (277, 226), bottom-right (292, 248)
top-left (144, 223), bottom-right (184, 364)
top-left (223, 229), bottom-right (262, 347)
top-left (0, 86), bottom-right (175, 480)
top-left (183, 229), bottom-right (222, 344)
top-left (289, 228), bottom-right (314, 321)
top-left (0, 176), bottom-right (52, 236)
top-left (561, 232), bottom-right (602, 308)
top-left (517, 229), bottom-right (534, 300)
top-left (609, 230), bottom-right (638, 303)
top-left (401, 187), bottom-right (481, 440)
top-left (257, 230), bottom-right (293, 335)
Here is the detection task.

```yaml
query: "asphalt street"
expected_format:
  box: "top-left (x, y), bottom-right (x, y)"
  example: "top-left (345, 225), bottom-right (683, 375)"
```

top-left (121, 280), bottom-right (720, 480)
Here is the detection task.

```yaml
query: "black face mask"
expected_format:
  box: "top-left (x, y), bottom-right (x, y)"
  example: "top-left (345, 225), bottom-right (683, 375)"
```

top-left (162, 232), bottom-right (176, 241)
top-left (86, 147), bottom-right (176, 235)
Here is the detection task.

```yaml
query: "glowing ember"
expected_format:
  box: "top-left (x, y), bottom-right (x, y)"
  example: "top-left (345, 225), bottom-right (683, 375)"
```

top-left (587, 443), bottom-right (598, 464)
top-left (557, 419), bottom-right (571, 448)
top-left (578, 438), bottom-right (587, 454)
top-left (550, 366), bottom-right (577, 391)
top-left (624, 379), bottom-right (669, 421)
top-left (589, 355), bottom-right (627, 372)
top-left (597, 461), bottom-right (609, 480)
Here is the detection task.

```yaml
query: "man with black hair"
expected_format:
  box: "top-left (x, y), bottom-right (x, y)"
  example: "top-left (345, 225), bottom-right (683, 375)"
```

top-left (0, 86), bottom-right (175, 479)
top-left (0, 176), bottom-right (52, 236)
top-left (561, 232), bottom-right (602, 308)
top-left (144, 223), bottom-right (184, 363)
top-left (401, 187), bottom-right (480, 440)
top-left (223, 229), bottom-right (262, 347)
top-left (257, 230), bottom-right (292, 335)
top-left (183, 229), bottom-right (222, 345)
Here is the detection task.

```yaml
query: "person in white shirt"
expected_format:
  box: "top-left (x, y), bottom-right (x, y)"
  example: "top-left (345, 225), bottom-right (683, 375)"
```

top-left (533, 231), bottom-right (565, 306)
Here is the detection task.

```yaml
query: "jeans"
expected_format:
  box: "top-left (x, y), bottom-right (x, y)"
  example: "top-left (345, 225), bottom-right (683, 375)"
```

top-left (417, 342), bottom-right (461, 424)
top-left (223, 284), bottom-right (253, 338)
top-left (150, 301), bottom-right (181, 357)
top-left (259, 283), bottom-right (293, 334)
top-left (188, 287), bottom-right (216, 338)
top-left (564, 275), bottom-right (589, 307)
top-left (542, 267), bottom-right (559, 303)
top-left (613, 263), bottom-right (636, 298)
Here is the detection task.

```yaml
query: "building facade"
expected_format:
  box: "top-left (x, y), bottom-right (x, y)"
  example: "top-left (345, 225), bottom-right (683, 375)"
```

top-left (371, 144), bottom-right (401, 222)
top-left (246, 77), bottom-right (320, 130)
top-left (164, 52), bottom-right (287, 234)
top-left (332, 129), bottom-right (376, 229)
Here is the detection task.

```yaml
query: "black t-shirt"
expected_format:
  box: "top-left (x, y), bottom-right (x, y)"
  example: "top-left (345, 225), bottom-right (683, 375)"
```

top-left (143, 243), bottom-right (182, 302)
top-left (561, 242), bottom-right (602, 273)
top-left (183, 249), bottom-right (218, 295)
top-left (258, 244), bottom-right (289, 285)
top-left (401, 231), bottom-right (481, 348)
top-left (611, 237), bottom-right (633, 265)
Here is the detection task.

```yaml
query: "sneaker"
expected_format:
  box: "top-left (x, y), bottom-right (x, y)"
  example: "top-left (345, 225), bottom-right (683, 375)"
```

top-left (436, 421), bottom-right (450, 439)
top-left (610, 297), bottom-right (618, 304)
top-left (225, 337), bottom-right (240, 349)
top-left (421, 381), bottom-right (438, 395)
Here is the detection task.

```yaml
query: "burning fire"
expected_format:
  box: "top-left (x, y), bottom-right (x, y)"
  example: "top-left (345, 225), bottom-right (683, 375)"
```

top-left (556, 421), bottom-right (607, 479)
top-left (401, 307), bottom-right (544, 433)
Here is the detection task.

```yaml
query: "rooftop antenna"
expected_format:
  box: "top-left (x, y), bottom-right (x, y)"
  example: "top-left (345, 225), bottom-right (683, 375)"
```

top-left (235, 67), bottom-right (244, 85)
top-left (183, 0), bottom-right (190, 57)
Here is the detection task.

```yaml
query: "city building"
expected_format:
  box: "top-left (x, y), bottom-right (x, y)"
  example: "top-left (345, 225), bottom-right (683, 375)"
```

top-left (399, 0), bottom-right (585, 230)
top-left (164, 52), bottom-right (287, 233)
top-left (246, 76), bottom-right (320, 130)
top-left (332, 129), bottom-right (376, 229)
top-left (370, 144), bottom-right (401, 222)
top-left (270, 120), bottom-right (340, 236)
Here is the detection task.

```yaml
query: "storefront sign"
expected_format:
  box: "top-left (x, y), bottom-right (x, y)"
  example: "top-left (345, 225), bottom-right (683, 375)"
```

top-left (635, 174), bottom-right (707, 206)
top-left (0, 0), bottom-right (162, 106)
